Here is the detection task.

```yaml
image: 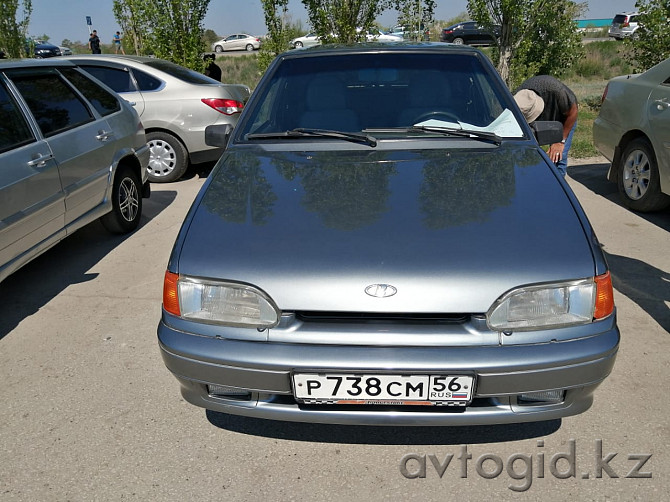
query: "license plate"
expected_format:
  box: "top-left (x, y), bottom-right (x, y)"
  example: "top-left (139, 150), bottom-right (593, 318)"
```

top-left (292, 373), bottom-right (474, 406)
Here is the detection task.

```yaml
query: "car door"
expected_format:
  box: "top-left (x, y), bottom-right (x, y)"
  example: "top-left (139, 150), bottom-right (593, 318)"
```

top-left (0, 74), bottom-right (65, 279)
top-left (6, 67), bottom-right (115, 228)
top-left (647, 77), bottom-right (670, 191)
top-left (77, 63), bottom-right (146, 116)
top-left (462, 22), bottom-right (479, 43)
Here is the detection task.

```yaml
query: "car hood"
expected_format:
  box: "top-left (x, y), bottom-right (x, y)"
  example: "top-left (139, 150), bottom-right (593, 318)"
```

top-left (175, 145), bottom-right (595, 313)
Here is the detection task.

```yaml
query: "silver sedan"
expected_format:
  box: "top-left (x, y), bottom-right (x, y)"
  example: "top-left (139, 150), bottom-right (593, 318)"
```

top-left (593, 57), bottom-right (670, 212)
top-left (212, 34), bottom-right (261, 52)
top-left (67, 55), bottom-right (251, 183)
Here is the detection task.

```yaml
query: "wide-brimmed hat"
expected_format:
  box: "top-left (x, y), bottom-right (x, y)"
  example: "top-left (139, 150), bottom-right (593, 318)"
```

top-left (514, 89), bottom-right (544, 122)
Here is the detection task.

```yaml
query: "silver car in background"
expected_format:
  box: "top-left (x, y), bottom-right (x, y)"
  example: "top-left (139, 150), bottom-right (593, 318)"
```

top-left (0, 59), bottom-right (149, 283)
top-left (608, 12), bottom-right (641, 40)
top-left (67, 55), bottom-right (251, 182)
top-left (593, 56), bottom-right (670, 212)
top-left (211, 34), bottom-right (261, 52)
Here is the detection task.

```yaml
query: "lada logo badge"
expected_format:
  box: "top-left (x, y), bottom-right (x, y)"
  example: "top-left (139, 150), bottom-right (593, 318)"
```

top-left (365, 284), bottom-right (397, 298)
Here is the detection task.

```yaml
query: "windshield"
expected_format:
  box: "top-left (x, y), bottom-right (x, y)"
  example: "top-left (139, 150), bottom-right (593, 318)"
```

top-left (238, 52), bottom-right (524, 140)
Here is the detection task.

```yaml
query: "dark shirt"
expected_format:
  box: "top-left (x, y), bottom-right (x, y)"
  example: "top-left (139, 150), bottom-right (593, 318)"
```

top-left (516, 75), bottom-right (577, 124)
top-left (89, 34), bottom-right (101, 54)
top-left (205, 61), bottom-right (222, 82)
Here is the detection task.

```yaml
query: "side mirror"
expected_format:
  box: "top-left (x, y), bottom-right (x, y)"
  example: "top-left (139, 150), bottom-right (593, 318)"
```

top-left (205, 124), bottom-right (233, 148)
top-left (530, 121), bottom-right (563, 146)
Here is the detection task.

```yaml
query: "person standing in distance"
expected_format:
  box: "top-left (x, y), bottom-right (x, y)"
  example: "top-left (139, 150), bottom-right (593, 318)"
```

top-left (113, 31), bottom-right (125, 54)
top-left (88, 30), bottom-right (101, 54)
top-left (514, 75), bottom-right (578, 177)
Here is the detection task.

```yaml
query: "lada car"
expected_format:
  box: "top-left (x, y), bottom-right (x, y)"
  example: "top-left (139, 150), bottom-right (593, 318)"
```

top-left (158, 43), bottom-right (619, 426)
top-left (0, 59), bottom-right (149, 283)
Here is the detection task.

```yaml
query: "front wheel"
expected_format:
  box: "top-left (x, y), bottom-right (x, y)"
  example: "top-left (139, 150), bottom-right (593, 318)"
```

top-left (146, 131), bottom-right (188, 183)
top-left (101, 167), bottom-right (142, 234)
top-left (214, 45), bottom-right (223, 53)
top-left (294, 41), bottom-right (303, 48)
top-left (617, 137), bottom-right (670, 212)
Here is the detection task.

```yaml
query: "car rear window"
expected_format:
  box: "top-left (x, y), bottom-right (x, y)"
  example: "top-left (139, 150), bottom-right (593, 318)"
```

top-left (612, 15), bottom-right (627, 23)
top-left (9, 72), bottom-right (94, 138)
top-left (0, 82), bottom-right (35, 153)
top-left (143, 59), bottom-right (217, 85)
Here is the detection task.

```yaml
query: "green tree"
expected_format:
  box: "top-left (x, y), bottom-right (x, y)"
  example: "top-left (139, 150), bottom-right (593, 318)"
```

top-left (467, 0), bottom-right (584, 88)
top-left (0, 0), bottom-right (32, 58)
top-left (113, 0), bottom-right (150, 55)
top-left (627, 0), bottom-right (670, 71)
top-left (259, 0), bottom-right (290, 73)
top-left (113, 0), bottom-right (210, 70)
top-left (202, 28), bottom-right (218, 48)
top-left (301, 0), bottom-right (387, 43)
top-left (392, 0), bottom-right (435, 40)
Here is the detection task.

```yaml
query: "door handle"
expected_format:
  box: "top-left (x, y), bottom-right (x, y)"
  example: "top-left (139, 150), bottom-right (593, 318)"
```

top-left (27, 152), bottom-right (54, 168)
top-left (654, 99), bottom-right (669, 110)
top-left (96, 130), bottom-right (115, 141)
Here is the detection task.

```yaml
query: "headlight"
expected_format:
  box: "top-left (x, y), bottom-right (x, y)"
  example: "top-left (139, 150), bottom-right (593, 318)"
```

top-left (163, 272), bottom-right (279, 328)
top-left (487, 273), bottom-right (614, 331)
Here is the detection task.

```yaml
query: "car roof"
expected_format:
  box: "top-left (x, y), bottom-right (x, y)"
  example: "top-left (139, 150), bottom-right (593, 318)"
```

top-left (0, 58), bottom-right (76, 69)
top-left (65, 54), bottom-right (162, 65)
top-left (279, 41), bottom-right (482, 57)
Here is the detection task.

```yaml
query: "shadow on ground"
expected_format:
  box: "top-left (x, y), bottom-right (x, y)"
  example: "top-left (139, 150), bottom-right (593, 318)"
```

top-left (568, 161), bottom-right (670, 232)
top-left (206, 411), bottom-right (561, 445)
top-left (605, 251), bottom-right (670, 333)
top-left (0, 190), bottom-right (177, 340)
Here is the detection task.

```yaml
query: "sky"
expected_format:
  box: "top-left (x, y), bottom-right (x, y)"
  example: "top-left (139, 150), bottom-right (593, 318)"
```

top-left (29, 0), bottom-right (640, 46)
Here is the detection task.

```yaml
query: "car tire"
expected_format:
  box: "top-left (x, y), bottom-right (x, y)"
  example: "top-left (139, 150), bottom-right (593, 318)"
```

top-left (294, 41), bottom-right (303, 48)
top-left (214, 45), bottom-right (223, 53)
top-left (101, 166), bottom-right (142, 234)
top-left (617, 137), bottom-right (670, 212)
top-left (245, 44), bottom-right (254, 51)
top-left (452, 37), bottom-right (464, 45)
top-left (146, 131), bottom-right (188, 183)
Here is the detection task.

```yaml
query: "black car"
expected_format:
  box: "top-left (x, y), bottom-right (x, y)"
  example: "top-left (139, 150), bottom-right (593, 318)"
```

top-left (32, 40), bottom-right (62, 58)
top-left (440, 21), bottom-right (500, 46)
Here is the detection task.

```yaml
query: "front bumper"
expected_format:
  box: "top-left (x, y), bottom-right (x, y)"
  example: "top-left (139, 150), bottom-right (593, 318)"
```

top-left (157, 315), bottom-right (619, 426)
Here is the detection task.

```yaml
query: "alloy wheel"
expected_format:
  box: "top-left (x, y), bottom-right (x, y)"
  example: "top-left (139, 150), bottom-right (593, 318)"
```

top-left (622, 149), bottom-right (651, 200)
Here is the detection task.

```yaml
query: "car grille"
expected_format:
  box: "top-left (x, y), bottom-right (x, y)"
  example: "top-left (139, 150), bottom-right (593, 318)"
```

top-left (295, 311), bottom-right (470, 324)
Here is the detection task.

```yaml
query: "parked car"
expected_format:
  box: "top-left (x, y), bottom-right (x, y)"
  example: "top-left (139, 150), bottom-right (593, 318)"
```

top-left (440, 21), bottom-right (500, 46)
top-left (364, 29), bottom-right (403, 42)
top-left (387, 24), bottom-right (429, 40)
top-left (290, 33), bottom-right (321, 49)
top-left (59, 46), bottom-right (73, 56)
top-left (0, 58), bottom-right (150, 283)
top-left (158, 43), bottom-right (619, 426)
top-left (608, 12), bottom-right (641, 40)
top-left (32, 40), bottom-right (61, 58)
top-left (593, 57), bottom-right (670, 212)
top-left (67, 54), bottom-right (251, 182)
top-left (211, 34), bottom-right (261, 52)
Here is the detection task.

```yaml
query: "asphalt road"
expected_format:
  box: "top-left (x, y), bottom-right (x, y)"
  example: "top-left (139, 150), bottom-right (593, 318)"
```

top-left (1, 158), bottom-right (668, 501)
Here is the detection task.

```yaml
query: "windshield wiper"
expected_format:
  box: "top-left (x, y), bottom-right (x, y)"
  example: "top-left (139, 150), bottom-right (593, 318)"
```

top-left (408, 125), bottom-right (502, 145)
top-left (247, 128), bottom-right (377, 147)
